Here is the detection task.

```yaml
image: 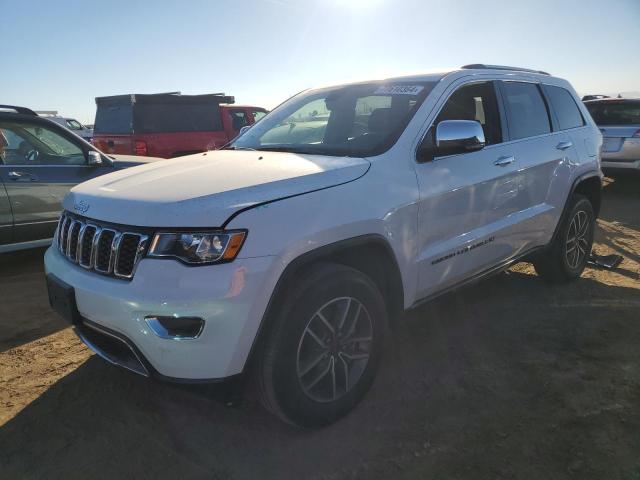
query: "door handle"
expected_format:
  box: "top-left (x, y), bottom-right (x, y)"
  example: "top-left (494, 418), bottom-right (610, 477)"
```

top-left (556, 141), bottom-right (573, 150)
top-left (494, 156), bottom-right (515, 167)
top-left (8, 171), bottom-right (39, 182)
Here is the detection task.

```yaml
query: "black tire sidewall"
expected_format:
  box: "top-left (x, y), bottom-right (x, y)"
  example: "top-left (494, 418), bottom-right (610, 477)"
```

top-left (557, 196), bottom-right (595, 278)
top-left (268, 266), bottom-right (387, 428)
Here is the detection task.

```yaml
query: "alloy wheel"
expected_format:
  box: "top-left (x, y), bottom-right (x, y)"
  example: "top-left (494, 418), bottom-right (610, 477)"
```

top-left (565, 210), bottom-right (590, 269)
top-left (296, 297), bottom-right (373, 403)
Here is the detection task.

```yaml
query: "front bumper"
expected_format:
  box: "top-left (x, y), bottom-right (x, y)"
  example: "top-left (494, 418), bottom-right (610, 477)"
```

top-left (45, 247), bottom-right (278, 380)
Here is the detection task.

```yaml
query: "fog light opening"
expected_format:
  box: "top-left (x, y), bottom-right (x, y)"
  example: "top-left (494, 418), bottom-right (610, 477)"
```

top-left (145, 316), bottom-right (204, 340)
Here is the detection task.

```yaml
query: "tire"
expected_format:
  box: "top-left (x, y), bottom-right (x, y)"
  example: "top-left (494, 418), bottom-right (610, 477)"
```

top-left (533, 194), bottom-right (595, 283)
top-left (256, 263), bottom-right (388, 428)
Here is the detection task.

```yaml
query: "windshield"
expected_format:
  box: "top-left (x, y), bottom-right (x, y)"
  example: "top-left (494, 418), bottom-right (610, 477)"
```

top-left (586, 101), bottom-right (640, 125)
top-left (232, 81), bottom-right (436, 157)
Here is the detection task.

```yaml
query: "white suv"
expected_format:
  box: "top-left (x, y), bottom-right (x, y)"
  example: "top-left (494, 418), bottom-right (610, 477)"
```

top-left (45, 65), bottom-right (602, 427)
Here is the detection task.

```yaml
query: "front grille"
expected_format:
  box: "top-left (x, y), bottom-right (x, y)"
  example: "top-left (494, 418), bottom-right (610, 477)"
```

top-left (56, 212), bottom-right (149, 280)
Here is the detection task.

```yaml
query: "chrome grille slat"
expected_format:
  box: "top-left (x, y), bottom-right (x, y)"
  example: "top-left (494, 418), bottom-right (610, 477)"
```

top-left (78, 224), bottom-right (97, 268)
top-left (66, 220), bottom-right (82, 262)
top-left (95, 229), bottom-right (117, 274)
top-left (55, 212), bottom-right (147, 281)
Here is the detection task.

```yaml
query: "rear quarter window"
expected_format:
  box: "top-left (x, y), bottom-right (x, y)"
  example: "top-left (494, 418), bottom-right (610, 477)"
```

top-left (544, 85), bottom-right (584, 130)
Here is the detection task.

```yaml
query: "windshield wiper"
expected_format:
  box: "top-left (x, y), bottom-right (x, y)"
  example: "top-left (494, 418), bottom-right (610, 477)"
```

top-left (255, 146), bottom-right (324, 154)
top-left (221, 145), bottom-right (257, 151)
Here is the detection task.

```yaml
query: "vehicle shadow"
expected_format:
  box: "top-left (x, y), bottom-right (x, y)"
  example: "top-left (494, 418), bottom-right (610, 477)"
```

top-left (0, 247), bottom-right (68, 353)
top-left (1, 271), bottom-right (639, 480)
top-left (594, 175), bottom-right (640, 269)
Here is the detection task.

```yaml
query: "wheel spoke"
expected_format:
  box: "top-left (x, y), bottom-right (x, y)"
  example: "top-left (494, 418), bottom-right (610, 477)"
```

top-left (330, 357), bottom-right (337, 400)
top-left (337, 297), bottom-right (351, 331)
top-left (341, 352), bottom-right (370, 361)
top-left (578, 218), bottom-right (589, 237)
top-left (338, 353), bottom-right (349, 392)
top-left (342, 303), bottom-right (362, 341)
top-left (306, 356), bottom-right (333, 390)
top-left (305, 327), bottom-right (327, 349)
top-left (341, 335), bottom-right (372, 346)
top-left (566, 236), bottom-right (576, 245)
top-left (299, 351), bottom-right (328, 377)
top-left (317, 311), bottom-right (335, 335)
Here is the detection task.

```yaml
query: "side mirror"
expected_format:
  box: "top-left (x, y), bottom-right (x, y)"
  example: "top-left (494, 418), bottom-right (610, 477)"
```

top-left (434, 120), bottom-right (485, 157)
top-left (87, 150), bottom-right (110, 166)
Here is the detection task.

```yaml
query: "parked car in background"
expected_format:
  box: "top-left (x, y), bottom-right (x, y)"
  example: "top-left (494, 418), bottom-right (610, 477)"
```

top-left (0, 105), bottom-right (163, 253)
top-left (45, 65), bottom-right (602, 427)
top-left (584, 98), bottom-right (640, 173)
top-left (582, 95), bottom-right (610, 102)
top-left (36, 111), bottom-right (94, 142)
top-left (92, 92), bottom-right (267, 158)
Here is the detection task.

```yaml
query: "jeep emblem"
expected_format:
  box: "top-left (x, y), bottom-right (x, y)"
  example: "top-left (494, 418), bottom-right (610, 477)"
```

top-left (73, 200), bottom-right (90, 214)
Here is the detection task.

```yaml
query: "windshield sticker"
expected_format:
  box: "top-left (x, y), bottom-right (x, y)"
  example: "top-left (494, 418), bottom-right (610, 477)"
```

top-left (374, 85), bottom-right (424, 96)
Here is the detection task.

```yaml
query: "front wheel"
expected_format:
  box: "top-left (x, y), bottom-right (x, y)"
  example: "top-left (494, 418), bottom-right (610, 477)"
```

top-left (534, 194), bottom-right (595, 283)
top-left (256, 263), bottom-right (388, 428)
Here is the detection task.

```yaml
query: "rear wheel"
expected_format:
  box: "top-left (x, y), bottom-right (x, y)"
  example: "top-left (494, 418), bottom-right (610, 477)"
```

top-left (256, 263), bottom-right (388, 428)
top-left (534, 194), bottom-right (595, 283)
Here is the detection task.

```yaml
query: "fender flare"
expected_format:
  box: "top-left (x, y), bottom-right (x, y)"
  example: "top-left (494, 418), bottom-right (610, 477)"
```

top-left (548, 170), bottom-right (602, 248)
top-left (241, 234), bottom-right (404, 373)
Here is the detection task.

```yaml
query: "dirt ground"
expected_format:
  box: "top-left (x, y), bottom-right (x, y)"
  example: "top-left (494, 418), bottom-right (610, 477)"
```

top-left (0, 176), bottom-right (638, 480)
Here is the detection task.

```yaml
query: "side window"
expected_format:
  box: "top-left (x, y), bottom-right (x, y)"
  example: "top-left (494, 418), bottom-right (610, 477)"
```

top-left (436, 81), bottom-right (502, 145)
top-left (252, 110), bottom-right (267, 123)
top-left (0, 121), bottom-right (86, 166)
top-left (228, 110), bottom-right (249, 131)
top-left (501, 82), bottom-right (551, 140)
top-left (544, 85), bottom-right (584, 130)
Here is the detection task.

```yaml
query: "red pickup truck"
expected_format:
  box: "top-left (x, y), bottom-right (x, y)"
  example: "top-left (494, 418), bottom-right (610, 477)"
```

top-left (92, 92), bottom-right (267, 158)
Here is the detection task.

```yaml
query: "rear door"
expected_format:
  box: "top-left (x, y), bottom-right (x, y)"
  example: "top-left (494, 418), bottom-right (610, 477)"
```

top-left (0, 119), bottom-right (115, 243)
top-left (497, 80), bottom-right (579, 250)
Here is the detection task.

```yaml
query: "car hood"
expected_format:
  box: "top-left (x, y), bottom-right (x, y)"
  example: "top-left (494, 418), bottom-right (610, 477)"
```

top-left (110, 154), bottom-right (165, 168)
top-left (65, 150), bottom-right (370, 227)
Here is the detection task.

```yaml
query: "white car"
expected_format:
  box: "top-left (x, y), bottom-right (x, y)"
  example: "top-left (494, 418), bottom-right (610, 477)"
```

top-left (45, 65), bottom-right (602, 427)
top-left (36, 112), bottom-right (93, 141)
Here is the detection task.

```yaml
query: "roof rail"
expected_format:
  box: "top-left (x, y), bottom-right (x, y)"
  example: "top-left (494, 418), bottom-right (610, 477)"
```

top-left (0, 105), bottom-right (37, 115)
top-left (461, 64), bottom-right (550, 76)
top-left (35, 110), bottom-right (59, 116)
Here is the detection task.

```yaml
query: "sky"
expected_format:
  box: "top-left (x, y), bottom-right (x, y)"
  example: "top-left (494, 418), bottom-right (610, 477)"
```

top-left (1, 0), bottom-right (639, 124)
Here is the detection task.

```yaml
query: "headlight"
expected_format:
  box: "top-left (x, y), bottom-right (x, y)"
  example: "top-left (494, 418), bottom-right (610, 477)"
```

top-left (148, 230), bottom-right (246, 264)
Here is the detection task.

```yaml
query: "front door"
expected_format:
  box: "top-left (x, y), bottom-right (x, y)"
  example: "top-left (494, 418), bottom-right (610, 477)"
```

top-left (414, 80), bottom-right (522, 299)
top-left (0, 119), bottom-right (113, 243)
